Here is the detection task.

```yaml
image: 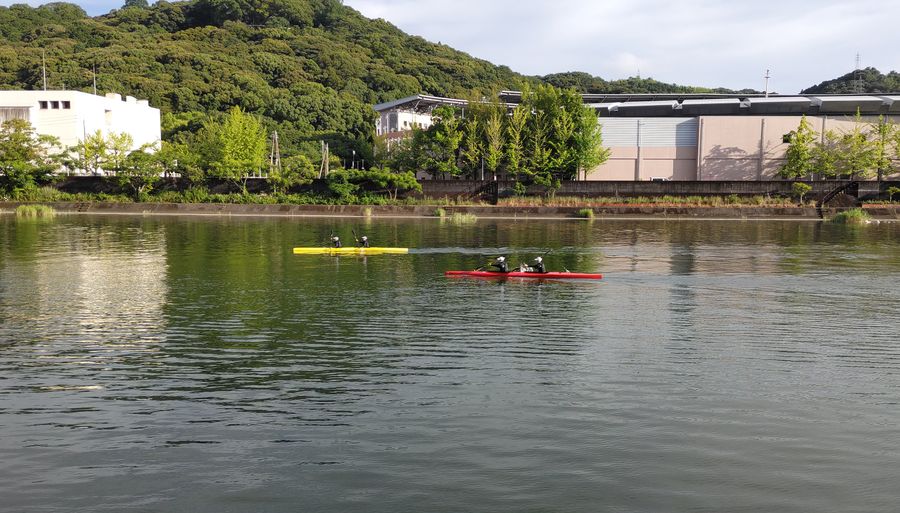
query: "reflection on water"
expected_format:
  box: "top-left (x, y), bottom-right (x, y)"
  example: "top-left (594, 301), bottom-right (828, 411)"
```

top-left (1, 215), bottom-right (899, 512)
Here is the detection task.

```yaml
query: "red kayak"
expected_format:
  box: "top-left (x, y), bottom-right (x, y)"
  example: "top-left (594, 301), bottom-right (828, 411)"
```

top-left (445, 270), bottom-right (602, 280)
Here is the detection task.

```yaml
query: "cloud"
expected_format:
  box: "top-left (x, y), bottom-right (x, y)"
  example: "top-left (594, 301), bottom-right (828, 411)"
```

top-left (346, 0), bottom-right (900, 92)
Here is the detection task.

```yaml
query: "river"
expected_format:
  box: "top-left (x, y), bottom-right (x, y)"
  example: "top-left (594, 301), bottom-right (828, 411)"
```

top-left (1, 214), bottom-right (899, 512)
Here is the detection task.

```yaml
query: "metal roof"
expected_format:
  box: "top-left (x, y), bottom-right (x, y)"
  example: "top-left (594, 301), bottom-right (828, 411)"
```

top-left (810, 95), bottom-right (885, 113)
top-left (880, 96), bottom-right (900, 113)
top-left (375, 91), bottom-right (900, 117)
top-left (372, 94), bottom-right (469, 113)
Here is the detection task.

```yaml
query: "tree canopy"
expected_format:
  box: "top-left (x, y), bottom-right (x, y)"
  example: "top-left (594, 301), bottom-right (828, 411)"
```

top-left (0, 0), bottom-right (755, 167)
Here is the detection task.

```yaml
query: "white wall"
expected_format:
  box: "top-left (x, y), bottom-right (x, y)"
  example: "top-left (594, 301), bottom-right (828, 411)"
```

top-left (0, 90), bottom-right (161, 152)
top-left (376, 110), bottom-right (432, 135)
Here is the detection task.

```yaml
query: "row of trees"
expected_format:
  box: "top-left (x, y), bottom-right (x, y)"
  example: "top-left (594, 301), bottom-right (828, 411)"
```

top-left (780, 114), bottom-right (900, 180)
top-left (380, 85), bottom-right (610, 193)
top-left (1, 106), bottom-right (420, 200)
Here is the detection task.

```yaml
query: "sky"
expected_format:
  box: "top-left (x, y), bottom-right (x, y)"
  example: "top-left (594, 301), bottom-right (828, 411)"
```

top-left (3, 0), bottom-right (899, 93)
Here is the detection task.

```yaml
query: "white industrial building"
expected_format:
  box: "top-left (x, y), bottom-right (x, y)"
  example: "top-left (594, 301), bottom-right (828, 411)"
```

top-left (373, 94), bottom-right (469, 137)
top-left (0, 90), bottom-right (161, 158)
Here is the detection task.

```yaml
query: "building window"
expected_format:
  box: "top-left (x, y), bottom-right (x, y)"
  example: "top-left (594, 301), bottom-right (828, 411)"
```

top-left (62, 101), bottom-right (71, 109)
top-left (39, 101), bottom-right (48, 109)
top-left (50, 101), bottom-right (60, 109)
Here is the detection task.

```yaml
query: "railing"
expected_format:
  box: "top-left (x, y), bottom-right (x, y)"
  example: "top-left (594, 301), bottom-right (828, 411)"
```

top-left (815, 181), bottom-right (859, 219)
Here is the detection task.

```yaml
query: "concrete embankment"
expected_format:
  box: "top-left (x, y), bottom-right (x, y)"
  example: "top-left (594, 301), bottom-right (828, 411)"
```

top-left (2, 201), bottom-right (899, 219)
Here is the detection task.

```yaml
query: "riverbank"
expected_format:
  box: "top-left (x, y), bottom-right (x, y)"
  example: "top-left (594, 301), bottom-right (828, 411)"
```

top-left (2, 201), bottom-right (899, 219)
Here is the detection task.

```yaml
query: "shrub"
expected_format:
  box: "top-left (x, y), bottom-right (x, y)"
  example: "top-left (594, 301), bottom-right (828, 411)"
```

top-left (576, 208), bottom-right (594, 219)
top-left (433, 207), bottom-right (447, 218)
top-left (830, 208), bottom-right (871, 225)
top-left (792, 182), bottom-right (812, 203)
top-left (445, 212), bottom-right (477, 224)
top-left (887, 186), bottom-right (900, 202)
top-left (15, 204), bottom-right (56, 218)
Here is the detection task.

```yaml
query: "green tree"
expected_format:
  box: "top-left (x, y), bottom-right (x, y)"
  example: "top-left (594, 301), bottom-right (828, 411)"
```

top-left (269, 154), bottom-right (316, 193)
top-left (779, 115), bottom-right (818, 179)
top-left (838, 114), bottom-right (878, 179)
top-left (792, 182), bottom-right (812, 203)
top-left (869, 116), bottom-right (898, 180)
top-left (812, 130), bottom-right (842, 178)
top-left (459, 116), bottom-right (482, 179)
top-left (116, 145), bottom-right (161, 200)
top-left (65, 130), bottom-right (108, 176)
top-left (505, 104), bottom-right (528, 182)
top-left (413, 106), bottom-right (462, 179)
top-left (156, 140), bottom-right (204, 183)
top-left (105, 132), bottom-right (135, 175)
top-left (0, 118), bottom-right (60, 193)
top-left (572, 101), bottom-right (610, 178)
top-left (364, 169), bottom-right (421, 200)
top-left (205, 106), bottom-right (268, 192)
top-left (483, 110), bottom-right (504, 180)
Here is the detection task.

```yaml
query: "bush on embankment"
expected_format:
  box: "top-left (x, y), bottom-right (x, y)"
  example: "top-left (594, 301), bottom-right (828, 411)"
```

top-left (15, 204), bottom-right (56, 218)
top-left (830, 208), bottom-right (872, 225)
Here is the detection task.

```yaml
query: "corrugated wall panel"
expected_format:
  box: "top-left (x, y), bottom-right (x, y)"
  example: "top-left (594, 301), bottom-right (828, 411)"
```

top-left (598, 119), bottom-right (638, 146)
top-left (599, 118), bottom-right (698, 147)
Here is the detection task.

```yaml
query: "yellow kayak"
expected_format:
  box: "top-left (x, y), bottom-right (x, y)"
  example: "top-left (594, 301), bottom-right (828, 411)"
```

top-left (292, 247), bottom-right (409, 255)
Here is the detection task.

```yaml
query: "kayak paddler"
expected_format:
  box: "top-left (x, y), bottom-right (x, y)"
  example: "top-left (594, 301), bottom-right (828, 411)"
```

top-left (358, 235), bottom-right (369, 248)
top-left (489, 256), bottom-right (509, 273)
top-left (531, 256), bottom-right (546, 273)
top-left (331, 236), bottom-right (342, 248)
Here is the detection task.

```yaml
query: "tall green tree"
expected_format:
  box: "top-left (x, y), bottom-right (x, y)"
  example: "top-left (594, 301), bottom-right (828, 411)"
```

top-left (483, 110), bottom-right (504, 180)
top-left (838, 113), bottom-right (878, 180)
top-left (812, 130), bottom-right (842, 178)
top-left (116, 145), bottom-right (162, 200)
top-left (414, 106), bottom-right (462, 179)
top-left (779, 115), bottom-right (818, 179)
top-left (572, 103), bottom-right (610, 178)
top-left (505, 104), bottom-right (528, 182)
top-left (205, 106), bottom-right (268, 192)
top-left (65, 130), bottom-right (109, 176)
top-left (269, 154), bottom-right (316, 193)
top-left (105, 132), bottom-right (135, 175)
top-left (869, 116), bottom-right (898, 180)
top-left (0, 118), bottom-right (60, 193)
top-left (459, 116), bottom-right (482, 179)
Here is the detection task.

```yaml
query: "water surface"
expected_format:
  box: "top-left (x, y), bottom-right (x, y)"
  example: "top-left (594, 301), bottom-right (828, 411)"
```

top-left (1, 215), bottom-right (899, 512)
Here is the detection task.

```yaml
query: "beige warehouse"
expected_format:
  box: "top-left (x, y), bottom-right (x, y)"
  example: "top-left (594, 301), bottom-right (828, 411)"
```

top-left (595, 114), bottom-right (900, 181)
top-left (376, 93), bottom-right (900, 181)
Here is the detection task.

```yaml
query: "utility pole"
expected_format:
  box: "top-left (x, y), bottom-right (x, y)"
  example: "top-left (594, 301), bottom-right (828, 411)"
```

top-left (855, 53), bottom-right (863, 93)
top-left (764, 69), bottom-right (770, 98)
top-left (319, 141), bottom-right (330, 178)
top-left (269, 130), bottom-right (281, 175)
top-left (42, 50), bottom-right (47, 90)
top-left (92, 63), bottom-right (97, 95)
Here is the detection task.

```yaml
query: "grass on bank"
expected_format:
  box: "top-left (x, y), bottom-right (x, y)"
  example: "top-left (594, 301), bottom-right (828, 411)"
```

top-left (576, 208), bottom-right (595, 219)
top-left (443, 212), bottom-right (478, 224)
top-left (6, 186), bottom-right (895, 209)
top-left (15, 204), bottom-right (56, 218)
top-left (830, 208), bottom-right (872, 225)
top-left (497, 195), bottom-right (803, 207)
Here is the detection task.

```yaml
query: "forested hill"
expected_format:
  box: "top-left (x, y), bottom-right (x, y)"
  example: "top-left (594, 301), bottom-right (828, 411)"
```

top-left (0, 0), bottom-right (749, 160)
top-left (0, 0), bottom-right (534, 157)
top-left (538, 71), bottom-right (754, 95)
top-left (801, 67), bottom-right (900, 94)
